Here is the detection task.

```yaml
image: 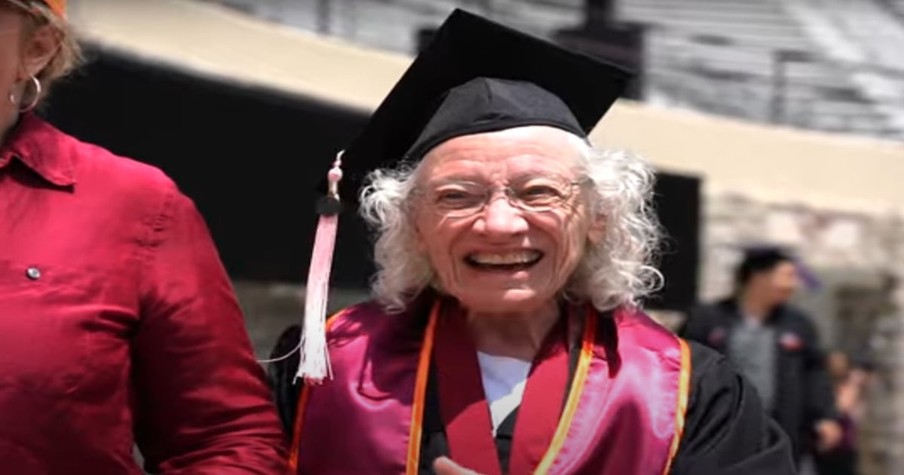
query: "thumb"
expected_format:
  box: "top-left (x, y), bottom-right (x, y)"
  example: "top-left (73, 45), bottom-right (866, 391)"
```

top-left (433, 456), bottom-right (479, 475)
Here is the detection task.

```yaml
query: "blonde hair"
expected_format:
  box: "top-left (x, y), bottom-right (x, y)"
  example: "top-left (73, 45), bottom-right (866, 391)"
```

top-left (17, 1), bottom-right (82, 99)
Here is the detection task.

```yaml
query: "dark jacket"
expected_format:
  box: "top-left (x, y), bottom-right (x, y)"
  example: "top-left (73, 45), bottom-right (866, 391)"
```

top-left (680, 298), bottom-right (838, 456)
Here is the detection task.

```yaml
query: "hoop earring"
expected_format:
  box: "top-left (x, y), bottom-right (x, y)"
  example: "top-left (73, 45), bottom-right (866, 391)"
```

top-left (9, 75), bottom-right (42, 113)
top-left (19, 75), bottom-right (42, 112)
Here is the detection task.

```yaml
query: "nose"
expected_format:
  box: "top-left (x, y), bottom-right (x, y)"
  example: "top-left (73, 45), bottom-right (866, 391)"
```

top-left (474, 194), bottom-right (529, 237)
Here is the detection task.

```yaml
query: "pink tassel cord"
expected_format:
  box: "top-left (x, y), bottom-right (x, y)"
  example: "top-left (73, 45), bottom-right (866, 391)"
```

top-left (296, 154), bottom-right (344, 385)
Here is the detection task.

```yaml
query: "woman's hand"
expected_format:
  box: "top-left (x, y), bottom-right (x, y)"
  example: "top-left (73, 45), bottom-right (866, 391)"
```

top-left (433, 457), bottom-right (484, 475)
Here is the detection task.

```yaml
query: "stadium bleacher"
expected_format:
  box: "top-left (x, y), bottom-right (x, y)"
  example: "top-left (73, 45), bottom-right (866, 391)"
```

top-left (203, 0), bottom-right (904, 140)
top-left (616, 0), bottom-right (904, 138)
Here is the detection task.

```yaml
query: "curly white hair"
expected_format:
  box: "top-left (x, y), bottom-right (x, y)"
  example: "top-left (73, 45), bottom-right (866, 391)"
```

top-left (358, 131), bottom-right (663, 313)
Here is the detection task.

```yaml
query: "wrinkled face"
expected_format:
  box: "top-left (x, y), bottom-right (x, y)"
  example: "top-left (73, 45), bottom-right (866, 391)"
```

top-left (412, 126), bottom-right (604, 315)
top-left (752, 261), bottom-right (800, 306)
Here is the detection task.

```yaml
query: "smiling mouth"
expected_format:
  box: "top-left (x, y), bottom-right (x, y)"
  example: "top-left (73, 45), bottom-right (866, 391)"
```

top-left (464, 250), bottom-right (544, 272)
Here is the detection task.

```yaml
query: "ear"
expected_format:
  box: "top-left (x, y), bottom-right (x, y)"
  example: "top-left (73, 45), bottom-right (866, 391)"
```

top-left (586, 212), bottom-right (606, 245)
top-left (18, 24), bottom-right (60, 80)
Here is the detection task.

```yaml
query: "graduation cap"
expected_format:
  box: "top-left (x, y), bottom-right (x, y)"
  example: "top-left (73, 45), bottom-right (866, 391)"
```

top-left (335, 9), bottom-right (631, 194)
top-left (295, 9), bottom-right (633, 383)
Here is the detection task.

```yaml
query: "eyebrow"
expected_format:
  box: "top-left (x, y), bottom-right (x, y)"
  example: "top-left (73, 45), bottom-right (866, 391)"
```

top-left (427, 170), bottom-right (574, 184)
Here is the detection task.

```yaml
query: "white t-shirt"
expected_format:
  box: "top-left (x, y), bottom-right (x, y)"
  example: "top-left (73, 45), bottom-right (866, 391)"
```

top-left (477, 351), bottom-right (532, 435)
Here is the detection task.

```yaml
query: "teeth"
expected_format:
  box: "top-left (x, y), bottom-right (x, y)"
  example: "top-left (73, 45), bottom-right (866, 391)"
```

top-left (469, 251), bottom-right (541, 265)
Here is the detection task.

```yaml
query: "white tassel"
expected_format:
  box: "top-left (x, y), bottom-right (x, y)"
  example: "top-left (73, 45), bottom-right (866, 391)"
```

top-left (296, 153), bottom-right (343, 385)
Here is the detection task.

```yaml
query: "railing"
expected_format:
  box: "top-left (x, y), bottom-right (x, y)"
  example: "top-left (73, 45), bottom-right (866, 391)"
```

top-left (644, 27), bottom-right (904, 140)
top-left (190, 0), bottom-right (904, 140)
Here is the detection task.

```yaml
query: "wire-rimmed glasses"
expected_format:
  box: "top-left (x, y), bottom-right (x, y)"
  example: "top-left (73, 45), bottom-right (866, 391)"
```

top-left (419, 174), bottom-right (587, 218)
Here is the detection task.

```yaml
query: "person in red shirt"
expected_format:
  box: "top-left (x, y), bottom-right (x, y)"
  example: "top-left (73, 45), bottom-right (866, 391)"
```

top-left (0, 1), bottom-right (289, 473)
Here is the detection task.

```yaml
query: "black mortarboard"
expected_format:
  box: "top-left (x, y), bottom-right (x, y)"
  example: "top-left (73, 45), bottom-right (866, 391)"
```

top-left (337, 8), bottom-right (632, 194)
top-left (297, 9), bottom-right (632, 382)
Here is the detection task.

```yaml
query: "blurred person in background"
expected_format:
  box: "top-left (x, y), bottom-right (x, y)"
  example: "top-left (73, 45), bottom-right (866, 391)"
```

top-left (681, 247), bottom-right (842, 468)
top-left (812, 350), bottom-right (873, 475)
top-left (0, 1), bottom-right (288, 473)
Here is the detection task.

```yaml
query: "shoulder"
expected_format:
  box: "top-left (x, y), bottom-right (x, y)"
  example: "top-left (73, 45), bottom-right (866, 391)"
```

top-left (672, 339), bottom-right (797, 474)
top-left (326, 302), bottom-right (376, 332)
top-left (775, 305), bottom-right (819, 334)
top-left (327, 297), bottom-right (434, 345)
top-left (23, 121), bottom-right (205, 244)
top-left (327, 300), bottom-right (390, 328)
top-left (49, 124), bottom-right (170, 189)
top-left (685, 340), bottom-right (730, 379)
top-left (778, 305), bottom-right (814, 324)
top-left (614, 306), bottom-right (683, 347)
top-left (267, 300), bottom-right (393, 374)
top-left (683, 339), bottom-right (755, 417)
top-left (53, 124), bottom-right (184, 212)
top-left (609, 308), bottom-right (696, 374)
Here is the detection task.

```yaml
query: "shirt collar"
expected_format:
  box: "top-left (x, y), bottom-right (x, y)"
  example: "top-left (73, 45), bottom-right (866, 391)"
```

top-left (0, 113), bottom-right (76, 187)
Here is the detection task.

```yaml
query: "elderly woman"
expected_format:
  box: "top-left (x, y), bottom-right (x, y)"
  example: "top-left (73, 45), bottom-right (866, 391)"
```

top-left (271, 10), bottom-right (795, 475)
top-left (0, 1), bottom-right (287, 473)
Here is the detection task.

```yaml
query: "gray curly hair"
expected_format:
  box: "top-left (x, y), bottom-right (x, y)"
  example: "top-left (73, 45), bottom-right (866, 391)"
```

top-left (359, 132), bottom-right (663, 313)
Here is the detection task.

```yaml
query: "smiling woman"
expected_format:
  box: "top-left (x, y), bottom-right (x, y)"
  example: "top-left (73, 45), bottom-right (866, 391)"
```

top-left (362, 125), bottom-right (661, 316)
top-left (270, 8), bottom-right (797, 475)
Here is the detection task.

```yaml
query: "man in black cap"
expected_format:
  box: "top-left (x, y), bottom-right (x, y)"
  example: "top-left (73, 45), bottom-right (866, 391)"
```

top-left (270, 10), bottom-right (795, 474)
top-left (682, 247), bottom-right (842, 469)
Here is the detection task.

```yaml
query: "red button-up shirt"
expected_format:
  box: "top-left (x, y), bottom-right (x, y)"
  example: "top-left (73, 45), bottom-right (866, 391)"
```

top-left (0, 114), bottom-right (289, 474)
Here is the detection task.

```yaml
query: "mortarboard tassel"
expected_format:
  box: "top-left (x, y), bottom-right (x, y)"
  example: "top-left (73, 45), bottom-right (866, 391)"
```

top-left (296, 153), bottom-right (344, 385)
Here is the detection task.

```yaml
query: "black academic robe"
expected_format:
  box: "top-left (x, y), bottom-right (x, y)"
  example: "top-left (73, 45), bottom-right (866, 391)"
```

top-left (681, 299), bottom-right (838, 458)
top-left (269, 323), bottom-right (795, 474)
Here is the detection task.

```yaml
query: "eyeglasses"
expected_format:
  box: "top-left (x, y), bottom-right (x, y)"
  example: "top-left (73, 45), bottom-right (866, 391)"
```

top-left (418, 174), bottom-right (587, 218)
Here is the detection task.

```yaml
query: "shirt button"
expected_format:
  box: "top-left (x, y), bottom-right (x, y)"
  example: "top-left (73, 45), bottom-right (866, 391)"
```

top-left (25, 267), bottom-right (42, 280)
